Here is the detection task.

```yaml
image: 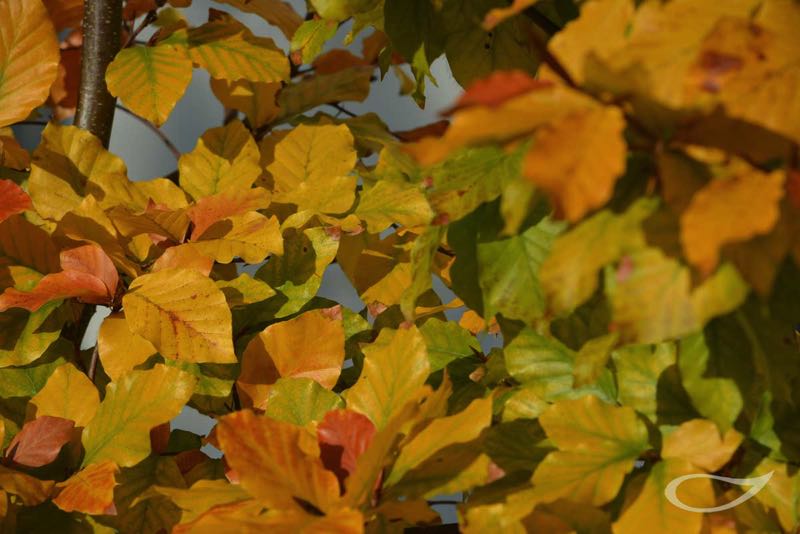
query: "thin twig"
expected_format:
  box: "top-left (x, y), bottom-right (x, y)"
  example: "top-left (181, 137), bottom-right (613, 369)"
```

top-left (328, 102), bottom-right (357, 118)
top-left (115, 104), bottom-right (181, 160)
top-left (87, 345), bottom-right (100, 382)
top-left (124, 10), bottom-right (158, 48)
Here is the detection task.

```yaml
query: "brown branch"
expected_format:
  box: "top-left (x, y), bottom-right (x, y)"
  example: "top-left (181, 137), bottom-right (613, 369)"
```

top-left (124, 9), bottom-right (158, 48)
top-left (115, 104), bottom-right (181, 160)
top-left (87, 345), bottom-right (100, 382)
top-left (74, 0), bottom-right (123, 147)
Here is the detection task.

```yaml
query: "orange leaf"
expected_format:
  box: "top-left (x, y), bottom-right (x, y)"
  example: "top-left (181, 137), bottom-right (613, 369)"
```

top-left (188, 187), bottom-right (271, 240)
top-left (313, 49), bottom-right (368, 75)
top-left (151, 244), bottom-right (215, 276)
top-left (216, 409), bottom-right (342, 513)
top-left (681, 166), bottom-right (785, 273)
top-left (0, 0), bottom-right (60, 128)
top-left (238, 306), bottom-right (345, 409)
top-left (0, 179), bottom-right (32, 223)
top-left (53, 461), bottom-right (118, 515)
top-left (446, 70), bottom-right (553, 114)
top-left (523, 106), bottom-right (627, 222)
top-left (317, 409), bottom-right (376, 489)
top-left (5, 416), bottom-right (75, 468)
top-left (0, 244), bottom-right (118, 312)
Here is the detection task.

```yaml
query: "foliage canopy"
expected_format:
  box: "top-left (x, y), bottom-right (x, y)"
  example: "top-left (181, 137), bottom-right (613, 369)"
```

top-left (0, 0), bottom-right (799, 531)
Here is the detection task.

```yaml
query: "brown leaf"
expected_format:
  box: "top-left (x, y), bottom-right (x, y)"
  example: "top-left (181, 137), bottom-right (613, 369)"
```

top-left (6, 416), bottom-right (75, 468)
top-left (313, 49), bottom-right (368, 75)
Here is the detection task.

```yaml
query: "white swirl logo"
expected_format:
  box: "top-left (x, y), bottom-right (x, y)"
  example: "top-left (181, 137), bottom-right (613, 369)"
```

top-left (664, 471), bottom-right (774, 513)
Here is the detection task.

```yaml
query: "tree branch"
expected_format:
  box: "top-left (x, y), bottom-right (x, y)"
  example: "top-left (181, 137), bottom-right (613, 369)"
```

top-left (74, 0), bottom-right (123, 147)
top-left (115, 104), bottom-right (181, 160)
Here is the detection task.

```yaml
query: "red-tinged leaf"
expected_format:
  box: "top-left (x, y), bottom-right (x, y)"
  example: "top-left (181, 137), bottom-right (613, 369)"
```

top-left (6, 416), bottom-right (75, 468)
top-left (0, 179), bottom-right (32, 223)
top-left (445, 70), bottom-right (553, 114)
top-left (188, 187), bottom-right (271, 240)
top-left (0, 244), bottom-right (118, 312)
top-left (59, 244), bottom-right (118, 297)
top-left (394, 120), bottom-right (451, 143)
top-left (150, 422), bottom-right (171, 455)
top-left (313, 49), bottom-right (368, 75)
top-left (317, 409), bottom-right (376, 488)
top-left (53, 461), bottom-right (118, 515)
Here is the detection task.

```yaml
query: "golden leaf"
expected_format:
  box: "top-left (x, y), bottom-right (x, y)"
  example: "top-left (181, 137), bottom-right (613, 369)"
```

top-left (29, 363), bottom-right (100, 428)
top-left (96, 313), bottom-right (157, 382)
top-left (53, 461), bottom-right (118, 515)
top-left (189, 211), bottom-right (283, 264)
top-left (122, 268), bottom-right (237, 364)
top-left (661, 419), bottom-right (743, 472)
top-left (0, 0), bottom-right (59, 128)
top-left (209, 78), bottom-right (281, 129)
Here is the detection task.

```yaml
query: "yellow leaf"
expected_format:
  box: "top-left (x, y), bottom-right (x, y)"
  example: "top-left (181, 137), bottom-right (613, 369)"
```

top-left (88, 173), bottom-right (189, 212)
top-left (385, 396), bottom-right (493, 486)
top-left (209, 78), bottom-right (281, 129)
top-left (268, 124), bottom-right (357, 214)
top-left (605, 248), bottom-right (748, 343)
top-left (187, 13), bottom-right (290, 83)
top-left (345, 326), bottom-right (430, 429)
top-left (216, 273), bottom-right (275, 307)
top-left (238, 307), bottom-right (345, 409)
top-left (108, 204), bottom-right (190, 242)
top-left (685, 6), bottom-right (800, 144)
top-left (0, 0), bottom-right (59, 128)
top-left (29, 363), bottom-right (99, 428)
top-left (189, 211), bottom-right (283, 264)
top-left (144, 480), bottom-right (249, 523)
top-left (81, 364), bottom-right (196, 467)
top-left (188, 186), bottom-right (271, 240)
top-left (549, 0), bottom-right (634, 84)
top-left (540, 198), bottom-right (655, 314)
top-left (96, 313), bottom-right (157, 382)
top-left (612, 459), bottom-right (713, 534)
top-left (106, 44), bottom-right (193, 126)
top-left (748, 458), bottom-right (799, 532)
top-left (680, 165), bottom-right (784, 274)
top-left (662, 419), bottom-right (743, 472)
top-left (179, 120), bottom-right (261, 200)
top-left (355, 180), bottom-right (434, 232)
top-left (213, 0), bottom-right (303, 40)
top-left (216, 409), bottom-right (341, 512)
top-left (122, 268), bottom-right (237, 364)
top-left (29, 124), bottom-right (127, 221)
top-left (523, 106), bottom-right (626, 222)
top-left (53, 461), bottom-right (118, 515)
top-left (531, 395), bottom-right (650, 506)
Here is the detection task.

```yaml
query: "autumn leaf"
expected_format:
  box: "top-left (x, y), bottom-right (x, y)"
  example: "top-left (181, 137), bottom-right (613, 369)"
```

top-left (189, 211), bottom-right (283, 264)
top-left (238, 307), bottom-right (346, 408)
top-left (0, 179), bottom-right (32, 222)
top-left (317, 409), bottom-right (376, 488)
top-left (123, 268), bottom-right (236, 364)
top-left (209, 78), bottom-right (281, 130)
top-left (216, 409), bottom-right (342, 512)
top-left (523, 106), bottom-right (627, 222)
top-left (6, 415), bottom-right (74, 467)
top-left (96, 313), bottom-right (158, 382)
top-left (213, 0), bottom-right (303, 40)
top-left (106, 44), bottom-right (193, 126)
top-left (81, 364), bottom-right (196, 467)
top-left (54, 461), bottom-right (118, 515)
top-left (680, 165), bottom-right (785, 274)
top-left (345, 326), bottom-right (430, 429)
top-left (0, 244), bottom-right (118, 312)
top-left (186, 12), bottom-right (290, 83)
top-left (531, 395), bottom-right (650, 505)
top-left (0, 0), bottom-right (59, 128)
top-left (29, 363), bottom-right (100, 428)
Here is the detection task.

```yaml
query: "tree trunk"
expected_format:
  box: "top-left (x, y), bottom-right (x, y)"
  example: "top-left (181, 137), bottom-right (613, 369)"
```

top-left (74, 0), bottom-right (123, 147)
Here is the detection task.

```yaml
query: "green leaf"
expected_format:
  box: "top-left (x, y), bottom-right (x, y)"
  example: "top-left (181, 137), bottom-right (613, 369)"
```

top-left (419, 318), bottom-right (481, 373)
top-left (611, 342), bottom-right (676, 423)
top-left (355, 179), bottom-right (433, 233)
top-left (678, 333), bottom-right (743, 433)
top-left (263, 377), bottom-right (344, 425)
top-left (531, 395), bottom-right (650, 505)
top-left (82, 365), bottom-right (196, 467)
top-left (504, 328), bottom-right (574, 400)
top-left (290, 19), bottom-right (338, 64)
top-left (477, 216), bottom-right (563, 324)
